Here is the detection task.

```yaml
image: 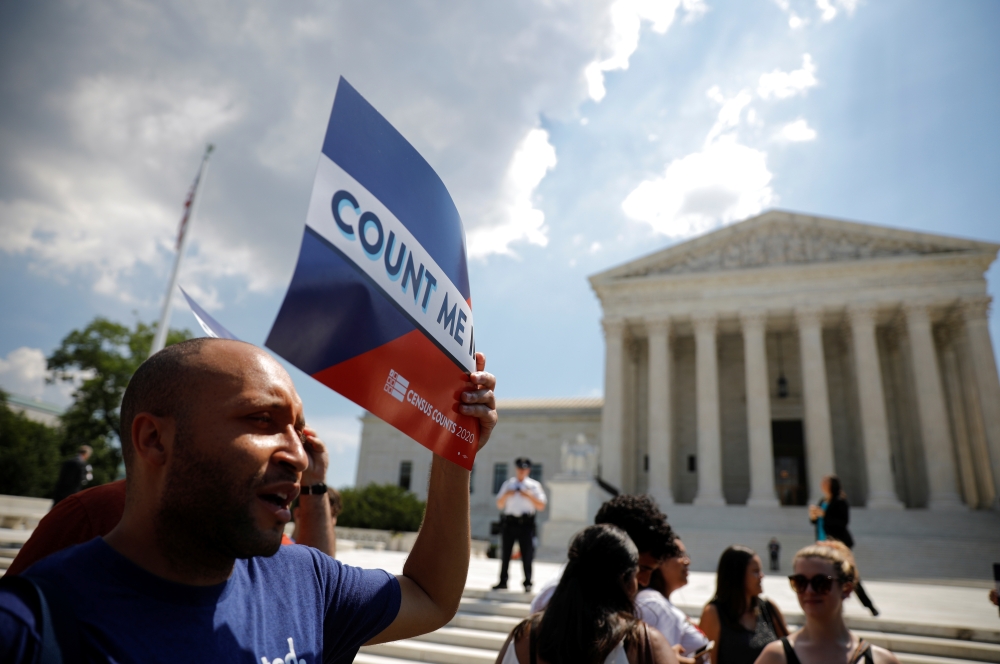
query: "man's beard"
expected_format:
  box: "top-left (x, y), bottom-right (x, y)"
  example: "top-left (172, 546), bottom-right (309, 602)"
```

top-left (156, 424), bottom-right (287, 565)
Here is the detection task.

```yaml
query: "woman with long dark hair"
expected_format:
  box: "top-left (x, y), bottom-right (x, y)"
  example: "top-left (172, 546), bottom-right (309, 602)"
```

top-left (495, 524), bottom-right (677, 664)
top-left (699, 545), bottom-right (788, 664)
top-left (808, 475), bottom-right (878, 616)
top-left (754, 542), bottom-right (900, 664)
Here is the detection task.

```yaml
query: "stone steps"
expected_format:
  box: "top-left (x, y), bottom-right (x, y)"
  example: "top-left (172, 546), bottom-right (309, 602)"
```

top-left (356, 591), bottom-right (1000, 664)
top-left (0, 547), bottom-right (20, 573)
top-left (361, 638), bottom-right (497, 663)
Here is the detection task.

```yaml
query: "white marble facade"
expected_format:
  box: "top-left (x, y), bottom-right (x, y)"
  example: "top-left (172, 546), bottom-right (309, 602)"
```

top-left (355, 210), bottom-right (1000, 519)
top-left (590, 210), bottom-right (1000, 510)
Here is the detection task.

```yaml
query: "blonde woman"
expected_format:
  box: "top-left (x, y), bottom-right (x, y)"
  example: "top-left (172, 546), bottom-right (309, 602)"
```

top-left (754, 542), bottom-right (899, 664)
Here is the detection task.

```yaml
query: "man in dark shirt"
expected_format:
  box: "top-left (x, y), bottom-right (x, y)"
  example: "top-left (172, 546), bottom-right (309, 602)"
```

top-left (0, 338), bottom-right (497, 662)
top-left (50, 445), bottom-right (92, 504)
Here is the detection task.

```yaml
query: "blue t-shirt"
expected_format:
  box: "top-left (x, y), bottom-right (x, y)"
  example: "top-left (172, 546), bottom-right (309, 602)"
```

top-left (0, 537), bottom-right (401, 663)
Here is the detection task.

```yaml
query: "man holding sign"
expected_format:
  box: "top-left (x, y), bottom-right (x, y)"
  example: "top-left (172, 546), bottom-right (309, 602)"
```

top-left (0, 78), bottom-right (499, 664)
top-left (0, 339), bottom-right (497, 662)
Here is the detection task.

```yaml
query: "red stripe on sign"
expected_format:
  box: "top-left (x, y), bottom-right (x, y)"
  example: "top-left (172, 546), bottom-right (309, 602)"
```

top-left (311, 329), bottom-right (480, 470)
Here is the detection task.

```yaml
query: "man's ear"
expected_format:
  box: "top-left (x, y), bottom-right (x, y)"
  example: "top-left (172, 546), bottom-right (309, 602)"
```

top-left (130, 412), bottom-right (174, 467)
top-left (841, 581), bottom-right (854, 600)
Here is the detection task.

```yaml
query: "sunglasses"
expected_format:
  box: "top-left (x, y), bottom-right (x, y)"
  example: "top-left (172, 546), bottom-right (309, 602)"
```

top-left (788, 574), bottom-right (838, 594)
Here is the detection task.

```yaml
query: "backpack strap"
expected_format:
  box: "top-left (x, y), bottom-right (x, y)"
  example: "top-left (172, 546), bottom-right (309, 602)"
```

top-left (639, 623), bottom-right (655, 664)
top-left (528, 616), bottom-right (538, 664)
top-left (780, 637), bottom-right (804, 664)
top-left (850, 639), bottom-right (873, 664)
top-left (0, 575), bottom-right (67, 664)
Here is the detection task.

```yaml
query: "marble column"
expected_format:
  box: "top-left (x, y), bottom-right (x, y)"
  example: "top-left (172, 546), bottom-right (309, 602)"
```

top-left (796, 307), bottom-right (836, 503)
top-left (600, 319), bottom-right (626, 490)
top-left (903, 303), bottom-right (964, 510)
top-left (693, 313), bottom-right (725, 506)
top-left (847, 305), bottom-right (904, 509)
top-left (647, 318), bottom-right (673, 507)
top-left (938, 326), bottom-right (980, 508)
top-left (741, 310), bottom-right (779, 507)
top-left (961, 298), bottom-right (1000, 510)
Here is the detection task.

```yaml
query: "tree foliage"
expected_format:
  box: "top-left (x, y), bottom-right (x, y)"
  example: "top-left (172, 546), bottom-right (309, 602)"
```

top-left (337, 483), bottom-right (426, 532)
top-left (0, 391), bottom-right (64, 497)
top-left (46, 317), bottom-right (191, 486)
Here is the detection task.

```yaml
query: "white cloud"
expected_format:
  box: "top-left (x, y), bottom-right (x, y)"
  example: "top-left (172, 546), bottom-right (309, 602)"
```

top-left (0, 347), bottom-right (79, 406)
top-left (585, 0), bottom-right (703, 101)
top-left (622, 85), bottom-right (776, 237)
top-left (757, 54), bottom-right (818, 99)
top-left (773, 0), bottom-right (808, 29)
top-left (775, 118), bottom-right (817, 142)
top-left (705, 87), bottom-right (754, 145)
top-left (1, 2), bottom-right (627, 300)
top-left (0, 75), bottom-right (245, 301)
top-left (816, 0), bottom-right (859, 22)
top-left (622, 137), bottom-right (773, 237)
top-left (467, 128), bottom-right (557, 258)
top-left (0, 348), bottom-right (48, 398)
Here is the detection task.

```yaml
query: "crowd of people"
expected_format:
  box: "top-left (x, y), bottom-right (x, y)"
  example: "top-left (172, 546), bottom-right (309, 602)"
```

top-left (0, 336), bottom-right (918, 664)
top-left (497, 490), bottom-right (902, 664)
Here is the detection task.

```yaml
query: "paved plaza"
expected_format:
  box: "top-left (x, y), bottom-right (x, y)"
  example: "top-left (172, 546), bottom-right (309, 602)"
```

top-left (337, 549), bottom-right (1000, 642)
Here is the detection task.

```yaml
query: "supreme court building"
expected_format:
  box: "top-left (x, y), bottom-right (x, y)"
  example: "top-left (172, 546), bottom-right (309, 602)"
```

top-left (590, 210), bottom-right (1000, 511)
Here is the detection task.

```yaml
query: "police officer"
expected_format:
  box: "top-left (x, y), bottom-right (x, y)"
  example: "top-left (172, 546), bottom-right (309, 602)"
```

top-left (493, 457), bottom-right (547, 592)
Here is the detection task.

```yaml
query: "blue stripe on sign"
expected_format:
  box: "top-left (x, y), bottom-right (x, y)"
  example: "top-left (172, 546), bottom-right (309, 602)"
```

top-left (265, 226), bottom-right (416, 376)
top-left (321, 77), bottom-right (471, 301)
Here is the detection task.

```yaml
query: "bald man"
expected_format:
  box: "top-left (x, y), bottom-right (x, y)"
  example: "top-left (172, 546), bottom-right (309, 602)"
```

top-left (0, 338), bottom-right (498, 663)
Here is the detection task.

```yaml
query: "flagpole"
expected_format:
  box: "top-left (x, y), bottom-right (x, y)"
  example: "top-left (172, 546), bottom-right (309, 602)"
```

top-left (150, 143), bottom-right (214, 357)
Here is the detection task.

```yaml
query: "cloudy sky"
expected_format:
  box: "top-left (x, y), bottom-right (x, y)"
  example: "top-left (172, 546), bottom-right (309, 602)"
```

top-left (2, 0), bottom-right (998, 488)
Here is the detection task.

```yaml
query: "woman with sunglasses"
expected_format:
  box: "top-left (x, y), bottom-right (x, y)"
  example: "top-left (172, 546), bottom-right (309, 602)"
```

top-left (699, 545), bottom-right (788, 664)
top-left (754, 543), bottom-right (900, 664)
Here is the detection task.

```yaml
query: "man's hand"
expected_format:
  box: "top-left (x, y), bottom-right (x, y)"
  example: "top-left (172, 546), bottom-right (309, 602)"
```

top-left (368, 352), bottom-right (498, 645)
top-left (294, 426), bottom-right (335, 557)
top-left (300, 425), bottom-right (329, 487)
top-left (460, 352), bottom-right (497, 451)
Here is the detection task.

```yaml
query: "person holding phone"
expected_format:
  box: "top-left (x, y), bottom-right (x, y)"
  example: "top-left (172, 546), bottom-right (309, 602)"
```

top-left (754, 542), bottom-right (900, 664)
top-left (493, 457), bottom-right (547, 591)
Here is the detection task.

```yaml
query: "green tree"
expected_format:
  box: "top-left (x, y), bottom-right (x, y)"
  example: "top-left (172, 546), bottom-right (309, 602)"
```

top-left (47, 317), bottom-right (191, 486)
top-left (0, 390), bottom-right (64, 497)
top-left (337, 483), bottom-right (426, 532)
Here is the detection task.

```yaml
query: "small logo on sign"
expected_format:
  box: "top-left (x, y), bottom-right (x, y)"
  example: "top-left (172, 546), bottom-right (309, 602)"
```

top-left (385, 369), bottom-right (409, 402)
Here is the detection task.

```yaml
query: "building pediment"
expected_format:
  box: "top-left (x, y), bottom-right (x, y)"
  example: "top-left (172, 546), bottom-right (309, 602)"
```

top-left (593, 210), bottom-right (998, 282)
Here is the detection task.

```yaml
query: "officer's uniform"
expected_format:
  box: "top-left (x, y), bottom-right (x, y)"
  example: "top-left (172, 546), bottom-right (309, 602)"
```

top-left (494, 463), bottom-right (547, 591)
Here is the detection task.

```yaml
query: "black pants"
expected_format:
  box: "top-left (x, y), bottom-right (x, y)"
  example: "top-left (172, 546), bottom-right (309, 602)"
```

top-left (854, 579), bottom-right (877, 614)
top-left (499, 515), bottom-right (535, 587)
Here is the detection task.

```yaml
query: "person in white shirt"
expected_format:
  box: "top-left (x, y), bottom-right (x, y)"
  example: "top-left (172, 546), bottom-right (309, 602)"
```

top-left (493, 457), bottom-right (547, 591)
top-left (636, 538), bottom-right (711, 664)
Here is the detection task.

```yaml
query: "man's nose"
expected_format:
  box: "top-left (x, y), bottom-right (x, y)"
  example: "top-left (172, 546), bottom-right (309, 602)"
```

top-left (274, 426), bottom-right (309, 473)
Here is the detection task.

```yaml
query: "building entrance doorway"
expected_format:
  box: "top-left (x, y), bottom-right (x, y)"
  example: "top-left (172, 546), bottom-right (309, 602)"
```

top-left (772, 420), bottom-right (807, 506)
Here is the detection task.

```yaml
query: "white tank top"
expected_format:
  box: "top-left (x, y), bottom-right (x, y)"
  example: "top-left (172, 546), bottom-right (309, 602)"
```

top-left (500, 638), bottom-right (630, 664)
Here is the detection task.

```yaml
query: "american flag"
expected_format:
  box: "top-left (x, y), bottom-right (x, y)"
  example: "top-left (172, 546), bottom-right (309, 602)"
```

top-left (175, 144), bottom-right (214, 251)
